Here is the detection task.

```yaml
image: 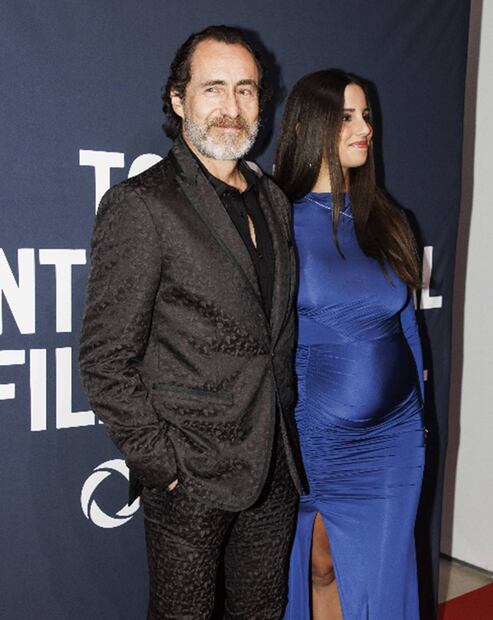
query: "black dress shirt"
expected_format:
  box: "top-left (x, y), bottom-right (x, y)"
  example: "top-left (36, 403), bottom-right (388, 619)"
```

top-left (206, 163), bottom-right (274, 317)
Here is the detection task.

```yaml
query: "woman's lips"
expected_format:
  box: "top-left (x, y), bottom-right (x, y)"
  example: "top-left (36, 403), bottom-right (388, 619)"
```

top-left (350, 141), bottom-right (368, 148)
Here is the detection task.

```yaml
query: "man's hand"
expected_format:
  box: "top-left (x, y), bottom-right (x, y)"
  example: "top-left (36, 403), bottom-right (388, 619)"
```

top-left (167, 479), bottom-right (178, 492)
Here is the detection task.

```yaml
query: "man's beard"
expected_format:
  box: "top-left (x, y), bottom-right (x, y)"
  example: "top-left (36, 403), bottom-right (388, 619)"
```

top-left (183, 114), bottom-right (259, 160)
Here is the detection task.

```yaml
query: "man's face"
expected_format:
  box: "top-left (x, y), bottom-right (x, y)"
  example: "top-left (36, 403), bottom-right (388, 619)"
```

top-left (171, 39), bottom-right (260, 161)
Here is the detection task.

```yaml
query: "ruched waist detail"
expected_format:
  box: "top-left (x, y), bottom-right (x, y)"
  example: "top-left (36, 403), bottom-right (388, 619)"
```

top-left (296, 335), bottom-right (420, 428)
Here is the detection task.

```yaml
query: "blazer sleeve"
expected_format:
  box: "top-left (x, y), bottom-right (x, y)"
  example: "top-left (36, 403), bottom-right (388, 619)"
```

top-left (79, 184), bottom-right (177, 489)
top-left (400, 290), bottom-right (425, 402)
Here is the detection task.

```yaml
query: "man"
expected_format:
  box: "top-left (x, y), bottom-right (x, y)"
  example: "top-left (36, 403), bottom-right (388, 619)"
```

top-left (79, 25), bottom-right (306, 619)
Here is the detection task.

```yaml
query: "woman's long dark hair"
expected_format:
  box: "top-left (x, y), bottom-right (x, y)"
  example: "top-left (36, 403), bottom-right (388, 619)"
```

top-left (275, 69), bottom-right (420, 288)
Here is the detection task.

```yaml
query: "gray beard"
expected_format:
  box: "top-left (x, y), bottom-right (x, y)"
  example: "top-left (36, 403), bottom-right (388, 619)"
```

top-left (183, 117), bottom-right (259, 160)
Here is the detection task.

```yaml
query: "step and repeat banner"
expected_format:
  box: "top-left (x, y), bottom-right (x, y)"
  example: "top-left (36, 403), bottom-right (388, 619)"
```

top-left (0, 2), bottom-right (470, 618)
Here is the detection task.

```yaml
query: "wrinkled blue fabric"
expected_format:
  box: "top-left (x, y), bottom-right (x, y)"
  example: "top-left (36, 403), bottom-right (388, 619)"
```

top-left (284, 193), bottom-right (425, 619)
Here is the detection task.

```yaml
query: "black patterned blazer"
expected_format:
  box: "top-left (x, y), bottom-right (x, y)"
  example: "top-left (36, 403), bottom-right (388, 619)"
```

top-left (79, 139), bottom-right (307, 510)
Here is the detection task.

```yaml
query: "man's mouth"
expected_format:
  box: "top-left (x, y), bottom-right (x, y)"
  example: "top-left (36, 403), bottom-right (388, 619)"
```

top-left (213, 125), bottom-right (242, 130)
top-left (209, 115), bottom-right (248, 132)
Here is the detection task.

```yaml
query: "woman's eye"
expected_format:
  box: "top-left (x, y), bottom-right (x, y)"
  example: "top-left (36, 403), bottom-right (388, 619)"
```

top-left (343, 114), bottom-right (351, 122)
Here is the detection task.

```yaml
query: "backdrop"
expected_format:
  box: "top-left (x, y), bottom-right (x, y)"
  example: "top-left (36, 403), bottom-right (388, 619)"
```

top-left (0, 2), bottom-right (470, 618)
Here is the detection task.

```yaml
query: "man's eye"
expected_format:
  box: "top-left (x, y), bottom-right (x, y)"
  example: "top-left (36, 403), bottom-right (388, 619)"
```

top-left (239, 88), bottom-right (253, 96)
top-left (205, 87), bottom-right (218, 93)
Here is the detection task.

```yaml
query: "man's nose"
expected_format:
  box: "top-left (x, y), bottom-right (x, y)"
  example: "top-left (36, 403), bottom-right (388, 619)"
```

top-left (222, 90), bottom-right (240, 117)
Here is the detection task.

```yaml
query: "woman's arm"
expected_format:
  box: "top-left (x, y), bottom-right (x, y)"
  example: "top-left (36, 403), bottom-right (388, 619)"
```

top-left (400, 290), bottom-right (425, 401)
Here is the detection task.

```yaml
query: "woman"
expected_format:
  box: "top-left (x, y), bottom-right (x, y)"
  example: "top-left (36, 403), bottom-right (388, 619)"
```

top-left (275, 70), bottom-right (425, 619)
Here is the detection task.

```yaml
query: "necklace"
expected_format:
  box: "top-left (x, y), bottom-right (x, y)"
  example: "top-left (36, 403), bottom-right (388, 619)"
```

top-left (304, 196), bottom-right (353, 219)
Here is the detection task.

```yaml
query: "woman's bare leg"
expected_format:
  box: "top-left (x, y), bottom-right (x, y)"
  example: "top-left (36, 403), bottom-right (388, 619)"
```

top-left (311, 512), bottom-right (343, 619)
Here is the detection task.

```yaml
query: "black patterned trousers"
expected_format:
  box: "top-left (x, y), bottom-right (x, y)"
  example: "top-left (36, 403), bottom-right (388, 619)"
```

top-left (141, 431), bottom-right (298, 619)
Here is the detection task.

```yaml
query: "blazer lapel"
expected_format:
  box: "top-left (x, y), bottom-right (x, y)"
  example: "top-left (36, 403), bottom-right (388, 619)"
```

top-left (257, 180), bottom-right (293, 349)
top-left (170, 140), bottom-right (264, 311)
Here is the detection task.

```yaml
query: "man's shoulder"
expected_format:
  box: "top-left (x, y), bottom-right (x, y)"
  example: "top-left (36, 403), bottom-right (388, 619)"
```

top-left (249, 164), bottom-right (292, 230)
top-left (244, 160), bottom-right (263, 178)
top-left (98, 152), bottom-right (179, 213)
top-left (119, 153), bottom-right (177, 195)
top-left (253, 165), bottom-right (290, 207)
top-left (244, 160), bottom-right (286, 194)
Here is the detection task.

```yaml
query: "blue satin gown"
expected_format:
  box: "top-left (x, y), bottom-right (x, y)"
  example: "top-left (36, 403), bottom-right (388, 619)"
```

top-left (284, 193), bottom-right (425, 619)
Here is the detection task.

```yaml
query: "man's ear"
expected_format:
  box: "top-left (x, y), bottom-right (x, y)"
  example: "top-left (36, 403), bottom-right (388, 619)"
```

top-left (170, 90), bottom-right (184, 120)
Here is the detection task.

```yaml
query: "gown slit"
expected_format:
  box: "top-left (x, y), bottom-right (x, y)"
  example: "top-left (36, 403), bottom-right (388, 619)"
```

top-left (289, 503), bottom-right (348, 618)
top-left (313, 510), bottom-right (346, 619)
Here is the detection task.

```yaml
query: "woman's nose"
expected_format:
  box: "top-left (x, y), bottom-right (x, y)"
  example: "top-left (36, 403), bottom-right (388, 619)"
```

top-left (357, 118), bottom-right (371, 137)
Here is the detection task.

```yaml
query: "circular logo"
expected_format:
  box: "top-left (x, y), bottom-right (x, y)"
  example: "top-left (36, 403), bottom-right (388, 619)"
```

top-left (81, 459), bottom-right (140, 528)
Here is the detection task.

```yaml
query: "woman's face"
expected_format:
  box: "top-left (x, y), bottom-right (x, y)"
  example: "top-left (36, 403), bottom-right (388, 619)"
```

top-left (338, 83), bottom-right (373, 174)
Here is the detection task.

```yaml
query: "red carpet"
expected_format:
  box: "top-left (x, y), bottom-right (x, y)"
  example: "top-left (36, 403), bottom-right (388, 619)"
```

top-left (438, 582), bottom-right (493, 619)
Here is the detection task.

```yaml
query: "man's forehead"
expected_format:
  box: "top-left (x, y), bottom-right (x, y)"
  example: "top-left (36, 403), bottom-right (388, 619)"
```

top-left (190, 39), bottom-right (259, 82)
